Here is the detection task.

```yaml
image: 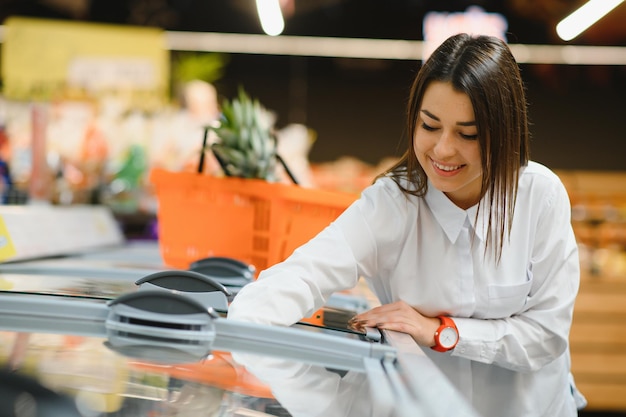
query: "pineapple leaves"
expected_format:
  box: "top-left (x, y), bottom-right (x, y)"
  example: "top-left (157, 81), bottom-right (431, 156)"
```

top-left (207, 88), bottom-right (278, 180)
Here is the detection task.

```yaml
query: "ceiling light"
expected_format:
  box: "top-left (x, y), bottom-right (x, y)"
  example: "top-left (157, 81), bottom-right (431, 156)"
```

top-left (556, 0), bottom-right (624, 41)
top-left (256, 0), bottom-right (285, 36)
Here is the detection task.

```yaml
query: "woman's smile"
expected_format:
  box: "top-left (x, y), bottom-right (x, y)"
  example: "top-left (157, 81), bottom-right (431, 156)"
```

top-left (430, 158), bottom-right (466, 175)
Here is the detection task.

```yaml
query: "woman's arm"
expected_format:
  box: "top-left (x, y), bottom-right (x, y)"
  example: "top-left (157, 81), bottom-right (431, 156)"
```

top-left (227, 180), bottom-right (404, 326)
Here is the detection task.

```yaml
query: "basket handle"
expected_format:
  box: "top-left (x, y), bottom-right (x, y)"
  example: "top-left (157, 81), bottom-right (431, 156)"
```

top-left (197, 126), bottom-right (210, 174)
top-left (198, 126), bottom-right (300, 185)
top-left (275, 153), bottom-right (299, 185)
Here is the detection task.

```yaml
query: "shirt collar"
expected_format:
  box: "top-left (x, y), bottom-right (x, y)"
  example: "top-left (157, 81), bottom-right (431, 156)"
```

top-left (424, 181), bottom-right (487, 243)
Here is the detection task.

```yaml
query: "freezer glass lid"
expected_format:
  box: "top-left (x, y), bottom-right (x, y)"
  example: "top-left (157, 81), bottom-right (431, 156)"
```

top-left (0, 263), bottom-right (479, 417)
top-left (0, 272), bottom-right (138, 300)
top-left (0, 284), bottom-right (401, 417)
top-left (1, 331), bottom-right (382, 417)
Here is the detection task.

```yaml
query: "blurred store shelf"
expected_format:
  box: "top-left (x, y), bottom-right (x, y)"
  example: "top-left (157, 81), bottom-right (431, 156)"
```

top-left (554, 170), bottom-right (626, 413)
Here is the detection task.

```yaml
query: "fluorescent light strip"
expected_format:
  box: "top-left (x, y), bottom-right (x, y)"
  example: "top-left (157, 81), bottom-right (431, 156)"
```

top-left (165, 31), bottom-right (626, 65)
top-left (556, 0), bottom-right (624, 41)
top-left (0, 26), bottom-right (624, 65)
top-left (508, 43), bottom-right (626, 65)
top-left (166, 31), bottom-right (422, 60)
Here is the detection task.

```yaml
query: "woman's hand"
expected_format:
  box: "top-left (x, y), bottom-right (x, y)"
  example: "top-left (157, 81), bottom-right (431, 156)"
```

top-left (348, 301), bottom-right (441, 347)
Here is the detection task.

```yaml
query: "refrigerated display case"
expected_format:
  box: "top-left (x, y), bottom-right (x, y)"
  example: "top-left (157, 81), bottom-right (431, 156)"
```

top-left (0, 205), bottom-right (480, 416)
top-left (0, 273), bottom-right (481, 417)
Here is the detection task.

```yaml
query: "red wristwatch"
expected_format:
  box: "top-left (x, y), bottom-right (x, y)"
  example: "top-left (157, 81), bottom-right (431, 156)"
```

top-left (431, 315), bottom-right (459, 352)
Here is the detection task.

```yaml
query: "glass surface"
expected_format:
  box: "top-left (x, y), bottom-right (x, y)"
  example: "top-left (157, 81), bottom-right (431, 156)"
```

top-left (0, 246), bottom-right (480, 417)
top-left (0, 272), bottom-right (138, 300)
top-left (0, 330), bottom-right (286, 416)
top-left (0, 241), bottom-right (165, 278)
top-left (0, 318), bottom-right (383, 416)
top-left (0, 253), bottom-right (385, 416)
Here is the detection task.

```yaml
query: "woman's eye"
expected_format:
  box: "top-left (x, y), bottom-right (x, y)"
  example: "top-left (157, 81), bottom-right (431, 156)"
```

top-left (420, 121), bottom-right (477, 140)
top-left (421, 122), bottom-right (437, 131)
top-left (460, 133), bottom-right (478, 140)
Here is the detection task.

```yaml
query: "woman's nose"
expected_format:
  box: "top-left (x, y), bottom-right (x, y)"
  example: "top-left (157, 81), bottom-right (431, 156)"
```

top-left (433, 130), bottom-right (456, 158)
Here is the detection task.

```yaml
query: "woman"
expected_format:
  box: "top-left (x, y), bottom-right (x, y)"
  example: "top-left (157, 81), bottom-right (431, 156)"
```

top-left (228, 33), bottom-right (585, 417)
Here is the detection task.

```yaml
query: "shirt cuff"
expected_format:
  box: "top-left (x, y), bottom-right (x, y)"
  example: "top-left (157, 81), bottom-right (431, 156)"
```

top-left (451, 317), bottom-right (498, 363)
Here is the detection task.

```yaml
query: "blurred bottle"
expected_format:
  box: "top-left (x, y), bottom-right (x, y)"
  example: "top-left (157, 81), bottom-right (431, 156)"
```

top-left (102, 144), bottom-right (147, 213)
top-left (0, 125), bottom-right (14, 204)
top-left (29, 103), bottom-right (53, 203)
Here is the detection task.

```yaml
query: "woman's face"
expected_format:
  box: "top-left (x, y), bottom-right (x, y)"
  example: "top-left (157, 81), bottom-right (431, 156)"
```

top-left (413, 81), bottom-right (483, 209)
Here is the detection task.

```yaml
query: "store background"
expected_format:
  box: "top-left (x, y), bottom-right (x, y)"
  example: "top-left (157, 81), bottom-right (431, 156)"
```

top-left (0, 0), bottom-right (624, 170)
top-left (0, 1), bottom-right (625, 416)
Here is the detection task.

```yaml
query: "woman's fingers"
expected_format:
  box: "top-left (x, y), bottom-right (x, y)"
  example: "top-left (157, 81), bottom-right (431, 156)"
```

top-left (349, 301), bottom-right (439, 346)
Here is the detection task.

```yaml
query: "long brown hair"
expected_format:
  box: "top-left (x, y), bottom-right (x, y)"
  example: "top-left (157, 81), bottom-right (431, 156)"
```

top-left (380, 33), bottom-right (530, 260)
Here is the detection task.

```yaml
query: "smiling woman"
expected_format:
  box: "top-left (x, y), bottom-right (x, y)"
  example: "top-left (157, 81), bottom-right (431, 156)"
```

top-left (228, 33), bottom-right (586, 417)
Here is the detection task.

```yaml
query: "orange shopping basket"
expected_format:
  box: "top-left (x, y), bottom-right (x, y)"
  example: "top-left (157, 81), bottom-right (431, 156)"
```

top-left (149, 168), bottom-right (358, 274)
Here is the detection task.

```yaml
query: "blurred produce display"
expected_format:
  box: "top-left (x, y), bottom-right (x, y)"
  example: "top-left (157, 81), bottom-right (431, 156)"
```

top-left (557, 170), bottom-right (626, 281)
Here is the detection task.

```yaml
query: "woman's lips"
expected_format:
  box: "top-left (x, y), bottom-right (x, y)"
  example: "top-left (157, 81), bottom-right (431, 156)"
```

top-left (431, 158), bottom-right (464, 176)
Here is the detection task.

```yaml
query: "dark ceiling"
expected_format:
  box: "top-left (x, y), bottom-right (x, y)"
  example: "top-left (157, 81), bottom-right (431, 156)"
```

top-left (1, 0), bottom-right (625, 46)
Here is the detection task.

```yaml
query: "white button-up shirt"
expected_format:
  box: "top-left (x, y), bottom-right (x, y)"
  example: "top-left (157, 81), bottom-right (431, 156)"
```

top-left (228, 161), bottom-right (582, 417)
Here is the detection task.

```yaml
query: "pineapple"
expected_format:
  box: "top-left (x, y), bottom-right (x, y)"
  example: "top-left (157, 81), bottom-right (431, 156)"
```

top-left (208, 88), bottom-right (278, 181)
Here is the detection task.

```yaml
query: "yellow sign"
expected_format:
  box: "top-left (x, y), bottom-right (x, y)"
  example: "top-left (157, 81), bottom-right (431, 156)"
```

top-left (0, 215), bottom-right (17, 261)
top-left (1, 17), bottom-right (169, 106)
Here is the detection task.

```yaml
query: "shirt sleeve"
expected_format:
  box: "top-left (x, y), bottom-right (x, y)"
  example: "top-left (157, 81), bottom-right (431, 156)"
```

top-left (227, 180), bottom-right (402, 326)
top-left (452, 178), bottom-right (580, 373)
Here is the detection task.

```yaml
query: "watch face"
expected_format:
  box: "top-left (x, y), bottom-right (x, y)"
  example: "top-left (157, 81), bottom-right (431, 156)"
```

top-left (439, 327), bottom-right (458, 349)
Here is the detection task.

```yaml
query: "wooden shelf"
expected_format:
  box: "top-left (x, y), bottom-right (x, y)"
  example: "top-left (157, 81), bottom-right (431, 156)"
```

top-left (554, 171), bottom-right (626, 412)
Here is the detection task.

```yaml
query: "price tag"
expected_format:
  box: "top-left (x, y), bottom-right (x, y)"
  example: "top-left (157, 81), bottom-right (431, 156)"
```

top-left (0, 215), bottom-right (17, 261)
